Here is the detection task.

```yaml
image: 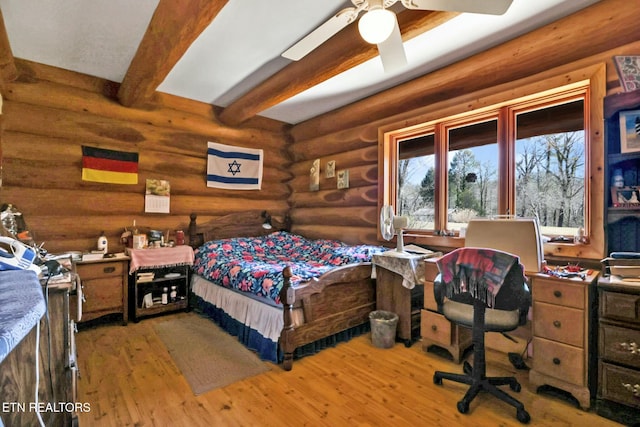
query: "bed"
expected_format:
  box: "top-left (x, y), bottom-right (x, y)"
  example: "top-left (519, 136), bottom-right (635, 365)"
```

top-left (188, 212), bottom-right (388, 370)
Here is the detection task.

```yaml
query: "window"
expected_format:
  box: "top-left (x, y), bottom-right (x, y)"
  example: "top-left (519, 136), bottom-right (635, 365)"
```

top-left (381, 67), bottom-right (605, 260)
top-left (513, 99), bottom-right (586, 236)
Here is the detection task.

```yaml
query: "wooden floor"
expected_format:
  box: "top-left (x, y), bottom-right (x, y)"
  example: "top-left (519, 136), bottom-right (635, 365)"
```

top-left (76, 312), bottom-right (623, 427)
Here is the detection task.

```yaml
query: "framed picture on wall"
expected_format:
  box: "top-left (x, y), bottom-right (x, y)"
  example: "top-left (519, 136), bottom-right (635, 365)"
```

top-left (613, 56), bottom-right (640, 92)
top-left (620, 109), bottom-right (640, 153)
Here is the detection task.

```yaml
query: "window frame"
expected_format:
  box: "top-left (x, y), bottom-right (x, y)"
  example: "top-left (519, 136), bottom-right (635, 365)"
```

top-left (379, 65), bottom-right (605, 260)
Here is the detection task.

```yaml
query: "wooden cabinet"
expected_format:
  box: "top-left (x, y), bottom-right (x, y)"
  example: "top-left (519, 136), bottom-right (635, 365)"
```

top-left (420, 258), bottom-right (472, 363)
top-left (528, 273), bottom-right (597, 410)
top-left (596, 277), bottom-right (640, 424)
top-left (132, 265), bottom-right (189, 321)
top-left (604, 89), bottom-right (640, 253)
top-left (0, 280), bottom-right (78, 426)
top-left (74, 257), bottom-right (129, 325)
top-left (374, 266), bottom-right (423, 346)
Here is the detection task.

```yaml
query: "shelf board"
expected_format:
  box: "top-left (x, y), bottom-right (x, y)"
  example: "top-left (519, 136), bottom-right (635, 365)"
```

top-left (135, 300), bottom-right (188, 317)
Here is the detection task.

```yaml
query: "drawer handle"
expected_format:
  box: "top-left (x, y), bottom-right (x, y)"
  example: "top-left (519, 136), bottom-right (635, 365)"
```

top-left (553, 290), bottom-right (562, 298)
top-left (431, 325), bottom-right (437, 331)
top-left (553, 320), bottom-right (561, 328)
top-left (103, 267), bottom-right (116, 274)
top-left (622, 382), bottom-right (640, 397)
top-left (619, 341), bottom-right (640, 355)
top-left (552, 357), bottom-right (561, 365)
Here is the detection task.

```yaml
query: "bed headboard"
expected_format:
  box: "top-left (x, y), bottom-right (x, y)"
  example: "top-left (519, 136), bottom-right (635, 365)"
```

top-left (188, 211), bottom-right (291, 248)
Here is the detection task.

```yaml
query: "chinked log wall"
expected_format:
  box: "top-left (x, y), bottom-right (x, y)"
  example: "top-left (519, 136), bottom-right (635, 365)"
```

top-left (287, 0), bottom-right (640, 246)
top-left (0, 60), bottom-right (291, 254)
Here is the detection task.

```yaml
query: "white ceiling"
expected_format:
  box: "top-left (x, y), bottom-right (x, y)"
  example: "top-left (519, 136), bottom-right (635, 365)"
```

top-left (0, 0), bottom-right (600, 124)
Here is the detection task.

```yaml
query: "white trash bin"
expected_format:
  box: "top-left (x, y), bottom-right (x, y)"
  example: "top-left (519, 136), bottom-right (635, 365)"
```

top-left (369, 310), bottom-right (399, 349)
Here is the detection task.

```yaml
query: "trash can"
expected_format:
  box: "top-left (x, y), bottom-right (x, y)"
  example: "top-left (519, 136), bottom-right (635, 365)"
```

top-left (369, 310), bottom-right (399, 349)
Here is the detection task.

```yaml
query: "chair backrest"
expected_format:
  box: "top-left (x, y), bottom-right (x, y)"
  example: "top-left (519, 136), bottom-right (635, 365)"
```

top-left (435, 247), bottom-right (531, 324)
top-left (465, 217), bottom-right (544, 275)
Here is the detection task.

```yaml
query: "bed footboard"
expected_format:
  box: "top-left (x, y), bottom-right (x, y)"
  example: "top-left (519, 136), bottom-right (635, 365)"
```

top-left (279, 263), bottom-right (376, 371)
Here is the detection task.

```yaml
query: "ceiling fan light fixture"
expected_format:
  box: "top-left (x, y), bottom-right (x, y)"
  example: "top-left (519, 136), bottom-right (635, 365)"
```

top-left (358, 7), bottom-right (395, 45)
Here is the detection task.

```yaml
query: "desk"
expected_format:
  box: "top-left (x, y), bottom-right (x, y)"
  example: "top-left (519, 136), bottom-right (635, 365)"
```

top-left (372, 251), bottom-right (436, 346)
top-left (421, 257), bottom-right (598, 409)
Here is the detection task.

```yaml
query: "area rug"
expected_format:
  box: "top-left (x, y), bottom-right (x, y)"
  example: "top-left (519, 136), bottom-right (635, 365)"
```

top-left (153, 313), bottom-right (270, 395)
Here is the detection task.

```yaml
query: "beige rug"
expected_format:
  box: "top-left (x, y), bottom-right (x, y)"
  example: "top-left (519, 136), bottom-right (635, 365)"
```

top-left (153, 313), bottom-right (270, 395)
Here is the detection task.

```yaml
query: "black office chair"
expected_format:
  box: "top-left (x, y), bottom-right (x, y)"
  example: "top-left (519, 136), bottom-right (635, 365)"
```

top-left (432, 247), bottom-right (532, 424)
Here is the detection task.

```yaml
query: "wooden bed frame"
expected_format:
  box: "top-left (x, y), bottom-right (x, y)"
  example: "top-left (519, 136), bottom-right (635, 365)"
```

top-left (188, 212), bottom-right (376, 371)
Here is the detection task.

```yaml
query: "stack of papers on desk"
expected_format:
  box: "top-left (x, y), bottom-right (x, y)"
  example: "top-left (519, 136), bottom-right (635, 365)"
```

top-left (608, 275), bottom-right (640, 285)
top-left (81, 252), bottom-right (104, 262)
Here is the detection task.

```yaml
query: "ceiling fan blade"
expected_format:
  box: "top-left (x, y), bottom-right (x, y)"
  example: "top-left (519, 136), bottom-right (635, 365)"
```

top-left (377, 17), bottom-right (407, 73)
top-left (282, 8), bottom-right (360, 61)
top-left (401, 0), bottom-right (513, 15)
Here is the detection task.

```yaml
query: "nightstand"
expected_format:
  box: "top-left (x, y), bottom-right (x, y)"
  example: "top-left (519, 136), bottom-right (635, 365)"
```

top-left (372, 251), bottom-right (436, 347)
top-left (127, 246), bottom-right (194, 321)
top-left (74, 256), bottom-right (129, 325)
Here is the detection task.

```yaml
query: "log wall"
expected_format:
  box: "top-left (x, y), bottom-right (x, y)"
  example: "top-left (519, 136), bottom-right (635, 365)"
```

top-left (287, 0), bottom-right (640, 249)
top-left (0, 60), bottom-right (291, 254)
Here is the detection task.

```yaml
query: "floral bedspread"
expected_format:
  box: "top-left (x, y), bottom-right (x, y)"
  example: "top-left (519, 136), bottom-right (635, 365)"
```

top-left (192, 231), bottom-right (387, 305)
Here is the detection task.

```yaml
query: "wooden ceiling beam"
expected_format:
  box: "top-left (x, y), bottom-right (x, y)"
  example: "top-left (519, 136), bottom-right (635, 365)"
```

top-left (117, 0), bottom-right (228, 109)
top-left (219, 10), bottom-right (458, 127)
top-left (0, 8), bottom-right (18, 84)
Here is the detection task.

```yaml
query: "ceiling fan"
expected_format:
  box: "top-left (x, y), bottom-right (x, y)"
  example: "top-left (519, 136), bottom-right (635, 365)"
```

top-left (282, 0), bottom-right (513, 73)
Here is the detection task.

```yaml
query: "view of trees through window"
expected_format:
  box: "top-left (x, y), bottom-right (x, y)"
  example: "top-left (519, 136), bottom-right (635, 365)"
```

top-left (396, 98), bottom-right (586, 237)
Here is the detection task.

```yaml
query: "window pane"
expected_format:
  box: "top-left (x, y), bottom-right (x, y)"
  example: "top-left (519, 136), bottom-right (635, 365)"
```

top-left (397, 134), bottom-right (435, 230)
top-left (447, 120), bottom-right (499, 230)
top-left (515, 100), bottom-right (585, 236)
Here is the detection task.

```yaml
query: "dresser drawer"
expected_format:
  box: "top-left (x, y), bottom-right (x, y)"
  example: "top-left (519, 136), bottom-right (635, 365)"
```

top-left (600, 323), bottom-right (640, 369)
top-left (532, 337), bottom-right (585, 385)
top-left (600, 362), bottom-right (640, 409)
top-left (533, 277), bottom-right (585, 309)
top-left (600, 290), bottom-right (640, 324)
top-left (533, 301), bottom-right (584, 348)
top-left (421, 309), bottom-right (453, 347)
top-left (77, 261), bottom-right (125, 279)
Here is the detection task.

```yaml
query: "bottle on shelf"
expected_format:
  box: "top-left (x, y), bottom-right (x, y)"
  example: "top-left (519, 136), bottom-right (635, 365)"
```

top-left (170, 286), bottom-right (177, 303)
top-left (161, 287), bottom-right (168, 305)
top-left (97, 231), bottom-right (108, 254)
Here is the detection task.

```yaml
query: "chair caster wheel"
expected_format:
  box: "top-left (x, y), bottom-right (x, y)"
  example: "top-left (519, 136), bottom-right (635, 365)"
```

top-left (457, 400), bottom-right (469, 414)
top-left (517, 409), bottom-right (530, 424)
top-left (510, 382), bottom-right (521, 392)
top-left (433, 375), bottom-right (442, 385)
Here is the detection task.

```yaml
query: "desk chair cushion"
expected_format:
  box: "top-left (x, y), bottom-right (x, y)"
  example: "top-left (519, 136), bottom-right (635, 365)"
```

top-left (434, 248), bottom-right (530, 325)
top-left (442, 299), bottom-right (520, 332)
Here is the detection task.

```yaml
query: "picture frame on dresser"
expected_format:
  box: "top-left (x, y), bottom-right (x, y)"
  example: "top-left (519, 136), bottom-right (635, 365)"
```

top-left (619, 109), bottom-right (640, 153)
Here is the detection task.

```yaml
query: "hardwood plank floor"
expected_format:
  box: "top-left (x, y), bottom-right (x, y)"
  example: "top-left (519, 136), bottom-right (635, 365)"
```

top-left (76, 312), bottom-right (623, 426)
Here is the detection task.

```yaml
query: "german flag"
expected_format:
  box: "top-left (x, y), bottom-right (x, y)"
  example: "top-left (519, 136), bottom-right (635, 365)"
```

top-left (82, 146), bottom-right (138, 185)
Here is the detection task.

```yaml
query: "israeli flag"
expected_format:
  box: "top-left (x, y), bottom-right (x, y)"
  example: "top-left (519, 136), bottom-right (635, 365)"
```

top-left (207, 141), bottom-right (263, 190)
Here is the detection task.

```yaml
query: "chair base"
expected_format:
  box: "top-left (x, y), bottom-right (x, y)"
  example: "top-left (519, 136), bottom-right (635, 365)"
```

top-left (433, 363), bottom-right (530, 424)
top-left (433, 299), bottom-right (531, 424)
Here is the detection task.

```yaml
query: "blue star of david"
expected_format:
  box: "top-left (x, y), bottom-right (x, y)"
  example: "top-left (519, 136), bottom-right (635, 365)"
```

top-left (228, 160), bottom-right (242, 176)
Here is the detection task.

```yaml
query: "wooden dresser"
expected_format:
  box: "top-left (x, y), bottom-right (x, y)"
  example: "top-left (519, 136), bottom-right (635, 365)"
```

top-left (595, 276), bottom-right (640, 424)
top-left (528, 272), bottom-right (598, 410)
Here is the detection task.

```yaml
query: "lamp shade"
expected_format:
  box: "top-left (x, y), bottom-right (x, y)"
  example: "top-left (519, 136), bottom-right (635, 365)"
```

top-left (358, 8), bottom-right (395, 44)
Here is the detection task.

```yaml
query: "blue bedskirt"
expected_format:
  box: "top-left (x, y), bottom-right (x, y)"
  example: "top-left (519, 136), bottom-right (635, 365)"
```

top-left (190, 294), bottom-right (370, 364)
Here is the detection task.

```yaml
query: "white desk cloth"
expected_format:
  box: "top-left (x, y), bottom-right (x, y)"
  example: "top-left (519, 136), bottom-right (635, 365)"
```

top-left (371, 250), bottom-right (440, 289)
